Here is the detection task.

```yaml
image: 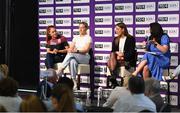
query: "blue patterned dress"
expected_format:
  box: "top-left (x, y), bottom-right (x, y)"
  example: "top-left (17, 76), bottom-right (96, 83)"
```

top-left (142, 34), bottom-right (171, 80)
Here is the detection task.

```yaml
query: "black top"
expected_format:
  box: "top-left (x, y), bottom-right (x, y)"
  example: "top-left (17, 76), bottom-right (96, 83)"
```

top-left (111, 36), bottom-right (136, 67)
top-left (46, 35), bottom-right (69, 55)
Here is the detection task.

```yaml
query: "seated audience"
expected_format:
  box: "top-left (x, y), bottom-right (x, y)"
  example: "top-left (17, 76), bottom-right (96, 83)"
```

top-left (45, 25), bottom-right (69, 69)
top-left (114, 76), bottom-right (156, 112)
top-left (20, 95), bottom-right (47, 112)
top-left (103, 75), bottom-right (131, 109)
top-left (144, 78), bottom-right (164, 112)
top-left (50, 84), bottom-right (76, 112)
top-left (132, 22), bottom-right (170, 80)
top-left (107, 22), bottom-right (136, 88)
top-left (0, 77), bottom-right (22, 112)
top-left (37, 68), bottom-right (59, 99)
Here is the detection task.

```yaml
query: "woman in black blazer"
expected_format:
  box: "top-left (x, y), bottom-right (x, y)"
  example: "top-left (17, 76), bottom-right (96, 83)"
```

top-left (107, 23), bottom-right (136, 88)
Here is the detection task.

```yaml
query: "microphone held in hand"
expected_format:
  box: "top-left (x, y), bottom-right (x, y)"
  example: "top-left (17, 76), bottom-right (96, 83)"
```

top-left (145, 35), bottom-right (150, 42)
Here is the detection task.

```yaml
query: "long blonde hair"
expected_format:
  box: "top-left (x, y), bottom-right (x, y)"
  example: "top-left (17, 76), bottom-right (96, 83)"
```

top-left (0, 64), bottom-right (8, 77)
top-left (20, 95), bottom-right (47, 112)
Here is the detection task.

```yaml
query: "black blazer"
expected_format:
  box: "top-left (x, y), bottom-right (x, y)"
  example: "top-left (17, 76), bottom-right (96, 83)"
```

top-left (111, 36), bottom-right (136, 67)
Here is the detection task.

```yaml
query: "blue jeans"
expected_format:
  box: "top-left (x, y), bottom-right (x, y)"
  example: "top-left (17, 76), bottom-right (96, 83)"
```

top-left (61, 53), bottom-right (90, 78)
top-left (45, 53), bottom-right (66, 69)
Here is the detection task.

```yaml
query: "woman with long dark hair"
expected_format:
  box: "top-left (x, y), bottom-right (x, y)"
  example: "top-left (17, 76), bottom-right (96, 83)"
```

top-left (45, 25), bottom-right (69, 69)
top-left (107, 22), bottom-right (136, 88)
top-left (132, 22), bottom-right (170, 80)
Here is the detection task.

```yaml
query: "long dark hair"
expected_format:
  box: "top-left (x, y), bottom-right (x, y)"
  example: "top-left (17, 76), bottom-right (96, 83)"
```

top-left (46, 25), bottom-right (55, 43)
top-left (46, 25), bottom-right (61, 45)
top-left (149, 22), bottom-right (165, 44)
top-left (115, 22), bottom-right (133, 46)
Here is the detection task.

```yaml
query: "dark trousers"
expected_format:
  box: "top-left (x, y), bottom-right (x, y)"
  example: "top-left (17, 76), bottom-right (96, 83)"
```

top-left (45, 53), bottom-right (66, 69)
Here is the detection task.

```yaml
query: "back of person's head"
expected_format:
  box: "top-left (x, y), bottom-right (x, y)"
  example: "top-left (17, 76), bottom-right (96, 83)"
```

top-left (20, 94), bottom-right (47, 112)
top-left (57, 77), bottom-right (74, 90)
top-left (0, 77), bottom-right (18, 97)
top-left (128, 76), bottom-right (145, 94)
top-left (0, 104), bottom-right (7, 112)
top-left (0, 64), bottom-right (8, 79)
top-left (50, 84), bottom-right (75, 112)
top-left (144, 78), bottom-right (161, 96)
top-left (46, 68), bottom-right (58, 84)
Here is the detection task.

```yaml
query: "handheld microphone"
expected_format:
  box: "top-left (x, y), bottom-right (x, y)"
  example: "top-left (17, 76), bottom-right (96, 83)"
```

top-left (145, 35), bottom-right (150, 42)
top-left (144, 36), bottom-right (150, 50)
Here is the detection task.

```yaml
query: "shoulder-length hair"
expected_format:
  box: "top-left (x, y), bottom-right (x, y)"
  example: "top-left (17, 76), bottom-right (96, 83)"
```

top-left (115, 22), bottom-right (133, 46)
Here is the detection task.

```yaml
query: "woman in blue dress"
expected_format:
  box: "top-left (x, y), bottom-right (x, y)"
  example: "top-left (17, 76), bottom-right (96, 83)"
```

top-left (132, 22), bottom-right (170, 80)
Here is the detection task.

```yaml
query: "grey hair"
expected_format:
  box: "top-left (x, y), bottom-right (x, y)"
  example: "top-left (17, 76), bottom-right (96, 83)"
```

top-left (46, 68), bottom-right (57, 77)
top-left (144, 78), bottom-right (160, 95)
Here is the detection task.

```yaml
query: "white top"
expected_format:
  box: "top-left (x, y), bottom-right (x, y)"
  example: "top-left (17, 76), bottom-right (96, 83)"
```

top-left (72, 35), bottom-right (92, 50)
top-left (103, 87), bottom-right (130, 109)
top-left (119, 36), bottom-right (127, 52)
top-left (0, 96), bottom-right (22, 112)
top-left (114, 94), bottom-right (156, 112)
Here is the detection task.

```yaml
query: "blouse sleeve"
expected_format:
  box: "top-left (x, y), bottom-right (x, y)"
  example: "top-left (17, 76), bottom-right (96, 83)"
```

top-left (161, 35), bottom-right (170, 46)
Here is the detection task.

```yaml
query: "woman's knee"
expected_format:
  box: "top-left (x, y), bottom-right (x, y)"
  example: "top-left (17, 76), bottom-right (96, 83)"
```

top-left (70, 59), bottom-right (78, 65)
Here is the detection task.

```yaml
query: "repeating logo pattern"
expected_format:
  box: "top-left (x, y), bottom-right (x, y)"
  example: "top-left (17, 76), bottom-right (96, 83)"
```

top-left (39, 0), bottom-right (180, 105)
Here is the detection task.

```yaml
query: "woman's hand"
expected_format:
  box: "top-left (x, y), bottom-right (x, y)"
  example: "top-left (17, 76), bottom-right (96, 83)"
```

top-left (67, 48), bottom-right (77, 53)
top-left (142, 41), bottom-right (147, 47)
top-left (149, 40), bottom-right (158, 46)
top-left (53, 49), bottom-right (58, 54)
top-left (115, 51), bottom-right (124, 57)
top-left (116, 51), bottom-right (124, 60)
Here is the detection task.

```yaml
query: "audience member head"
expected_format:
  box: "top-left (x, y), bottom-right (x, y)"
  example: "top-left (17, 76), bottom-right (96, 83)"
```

top-left (50, 84), bottom-right (75, 112)
top-left (0, 64), bottom-right (8, 79)
top-left (144, 78), bottom-right (161, 96)
top-left (115, 22), bottom-right (130, 37)
top-left (128, 76), bottom-right (145, 94)
top-left (20, 95), bottom-right (47, 112)
top-left (0, 104), bottom-right (7, 112)
top-left (57, 77), bottom-right (74, 90)
top-left (79, 22), bottom-right (88, 35)
top-left (0, 77), bottom-right (18, 97)
top-left (46, 25), bottom-right (58, 43)
top-left (46, 68), bottom-right (58, 84)
top-left (149, 22), bottom-right (164, 44)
